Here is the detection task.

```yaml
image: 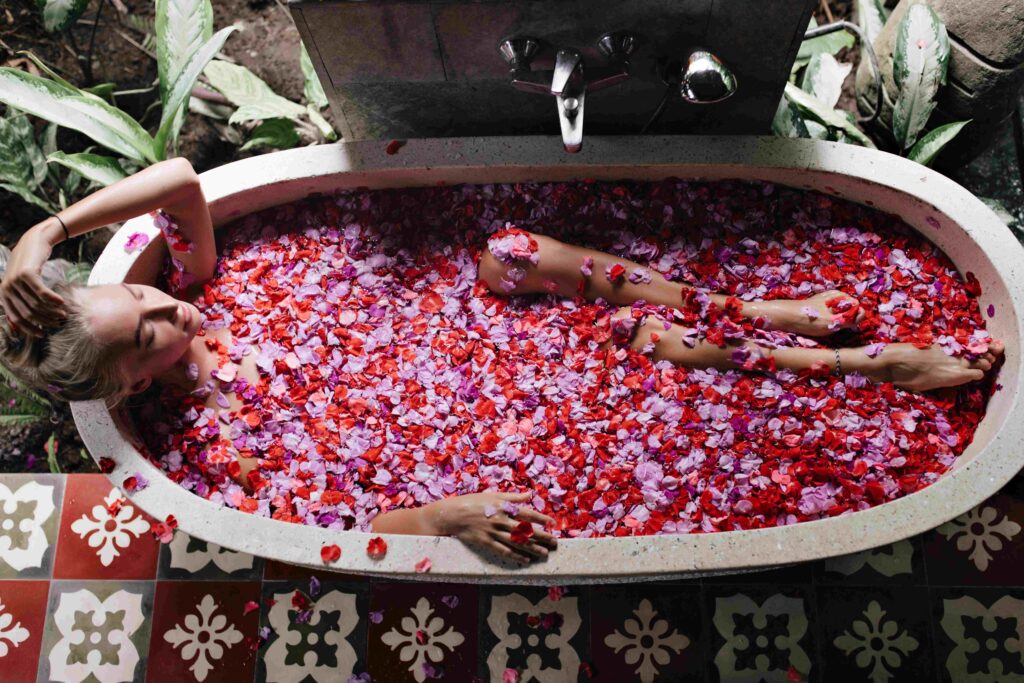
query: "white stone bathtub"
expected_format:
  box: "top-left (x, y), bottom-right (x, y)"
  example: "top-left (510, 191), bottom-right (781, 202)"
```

top-left (70, 136), bottom-right (1024, 584)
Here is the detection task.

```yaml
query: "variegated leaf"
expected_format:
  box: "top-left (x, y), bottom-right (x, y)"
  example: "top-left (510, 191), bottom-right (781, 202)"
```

top-left (203, 60), bottom-right (306, 123)
top-left (801, 53), bottom-right (853, 110)
top-left (156, 0), bottom-right (213, 148)
top-left (47, 151), bottom-right (128, 186)
top-left (907, 119), bottom-right (970, 166)
top-left (892, 3), bottom-right (950, 150)
top-left (35, 0), bottom-right (89, 33)
top-left (784, 82), bottom-right (876, 148)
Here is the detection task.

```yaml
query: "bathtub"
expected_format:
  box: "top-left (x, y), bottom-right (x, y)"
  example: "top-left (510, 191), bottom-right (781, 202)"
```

top-left (70, 136), bottom-right (1024, 584)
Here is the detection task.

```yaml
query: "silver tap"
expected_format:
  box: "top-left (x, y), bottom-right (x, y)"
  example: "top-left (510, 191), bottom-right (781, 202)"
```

top-left (552, 48), bottom-right (585, 153)
top-left (499, 33), bottom-right (636, 153)
top-left (678, 49), bottom-right (737, 104)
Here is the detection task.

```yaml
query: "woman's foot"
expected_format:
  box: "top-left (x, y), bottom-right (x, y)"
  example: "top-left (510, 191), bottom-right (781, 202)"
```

top-left (862, 339), bottom-right (1004, 392)
top-left (756, 289), bottom-right (865, 338)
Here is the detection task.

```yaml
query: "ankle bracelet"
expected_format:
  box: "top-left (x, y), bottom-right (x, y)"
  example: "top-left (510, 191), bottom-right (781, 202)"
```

top-left (833, 348), bottom-right (842, 376)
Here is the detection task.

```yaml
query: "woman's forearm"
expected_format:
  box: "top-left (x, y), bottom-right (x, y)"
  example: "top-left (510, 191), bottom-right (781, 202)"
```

top-left (36, 158), bottom-right (217, 281)
top-left (369, 506), bottom-right (440, 536)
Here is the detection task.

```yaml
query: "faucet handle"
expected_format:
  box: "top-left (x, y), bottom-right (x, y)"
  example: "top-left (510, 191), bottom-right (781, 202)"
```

top-left (551, 48), bottom-right (584, 97)
top-left (596, 32), bottom-right (637, 65)
top-left (588, 32), bottom-right (637, 93)
top-left (498, 37), bottom-right (540, 72)
top-left (678, 49), bottom-right (737, 104)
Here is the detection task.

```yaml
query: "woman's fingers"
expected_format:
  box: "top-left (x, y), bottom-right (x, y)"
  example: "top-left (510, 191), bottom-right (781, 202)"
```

top-left (12, 278), bottom-right (65, 320)
top-left (491, 530), bottom-right (549, 560)
top-left (22, 273), bottom-right (65, 309)
top-left (3, 293), bottom-right (42, 337)
top-left (485, 539), bottom-right (531, 565)
top-left (516, 507), bottom-right (555, 528)
top-left (499, 491), bottom-right (533, 503)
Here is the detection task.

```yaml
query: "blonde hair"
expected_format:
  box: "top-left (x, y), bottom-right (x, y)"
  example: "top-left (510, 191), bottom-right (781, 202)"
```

top-left (0, 247), bottom-right (128, 406)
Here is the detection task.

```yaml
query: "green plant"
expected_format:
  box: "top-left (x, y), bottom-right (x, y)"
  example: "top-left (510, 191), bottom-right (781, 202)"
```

top-left (197, 44), bottom-right (337, 152)
top-left (775, 2), bottom-right (969, 167)
top-left (35, 0), bottom-right (90, 33)
top-left (0, 0), bottom-right (236, 213)
top-left (0, 361), bottom-right (52, 429)
top-left (0, 106), bottom-right (87, 213)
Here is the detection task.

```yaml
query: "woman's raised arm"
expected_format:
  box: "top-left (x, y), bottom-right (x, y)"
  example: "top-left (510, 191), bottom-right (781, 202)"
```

top-left (1, 157), bottom-right (215, 335)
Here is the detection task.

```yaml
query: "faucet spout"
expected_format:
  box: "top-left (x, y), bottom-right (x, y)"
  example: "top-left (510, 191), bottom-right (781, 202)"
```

top-left (552, 48), bottom-right (585, 153)
top-left (556, 91), bottom-right (584, 153)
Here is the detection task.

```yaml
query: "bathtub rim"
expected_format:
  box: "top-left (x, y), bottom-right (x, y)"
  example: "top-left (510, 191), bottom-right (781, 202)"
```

top-left (69, 135), bottom-right (1024, 584)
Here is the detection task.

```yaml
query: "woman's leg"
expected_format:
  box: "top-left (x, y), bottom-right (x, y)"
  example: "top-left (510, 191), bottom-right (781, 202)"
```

top-left (615, 310), bottom-right (1003, 393)
top-left (479, 230), bottom-right (863, 337)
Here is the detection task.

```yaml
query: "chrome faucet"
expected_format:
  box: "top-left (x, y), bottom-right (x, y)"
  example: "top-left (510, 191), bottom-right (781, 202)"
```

top-left (499, 33), bottom-right (637, 153)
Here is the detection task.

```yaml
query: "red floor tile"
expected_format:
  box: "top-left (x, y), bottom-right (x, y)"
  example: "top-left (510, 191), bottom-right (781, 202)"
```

top-left (147, 581), bottom-right (262, 683)
top-left (52, 474), bottom-right (160, 580)
top-left (0, 580), bottom-right (49, 683)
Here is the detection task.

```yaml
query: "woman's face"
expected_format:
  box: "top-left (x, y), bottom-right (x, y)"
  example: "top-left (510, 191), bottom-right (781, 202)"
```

top-left (78, 283), bottom-right (202, 392)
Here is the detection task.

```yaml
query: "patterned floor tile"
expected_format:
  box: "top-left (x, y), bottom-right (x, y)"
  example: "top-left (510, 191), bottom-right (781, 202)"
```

top-left (52, 474), bottom-right (159, 580)
top-left (38, 580), bottom-right (154, 683)
top-left (479, 585), bottom-right (590, 683)
top-left (0, 474), bottom-right (64, 579)
top-left (816, 586), bottom-right (934, 683)
top-left (0, 580), bottom-right (50, 683)
top-left (817, 537), bottom-right (926, 585)
top-left (922, 494), bottom-right (1024, 586)
top-left (930, 587), bottom-right (1024, 683)
top-left (158, 531), bottom-right (264, 581)
top-left (590, 584), bottom-right (704, 683)
top-left (257, 579), bottom-right (369, 682)
top-left (704, 584), bottom-right (819, 683)
top-left (367, 582), bottom-right (478, 683)
top-left (147, 581), bottom-right (262, 683)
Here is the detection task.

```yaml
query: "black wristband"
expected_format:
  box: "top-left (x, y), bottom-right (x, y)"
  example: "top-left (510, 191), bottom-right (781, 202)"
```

top-left (53, 214), bottom-right (70, 240)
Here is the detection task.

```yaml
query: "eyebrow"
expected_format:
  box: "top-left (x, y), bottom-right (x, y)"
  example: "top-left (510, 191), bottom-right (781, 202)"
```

top-left (121, 283), bottom-right (142, 348)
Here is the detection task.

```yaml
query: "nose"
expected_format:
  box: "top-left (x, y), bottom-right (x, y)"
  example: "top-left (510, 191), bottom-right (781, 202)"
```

top-left (144, 294), bottom-right (180, 321)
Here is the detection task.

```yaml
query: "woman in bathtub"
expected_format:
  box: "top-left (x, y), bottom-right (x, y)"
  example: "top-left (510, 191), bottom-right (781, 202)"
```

top-left (0, 159), bottom-right (1004, 565)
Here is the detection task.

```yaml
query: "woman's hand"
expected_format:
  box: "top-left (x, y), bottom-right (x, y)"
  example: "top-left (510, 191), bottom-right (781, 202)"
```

top-left (427, 491), bottom-right (558, 565)
top-left (0, 222), bottom-right (66, 336)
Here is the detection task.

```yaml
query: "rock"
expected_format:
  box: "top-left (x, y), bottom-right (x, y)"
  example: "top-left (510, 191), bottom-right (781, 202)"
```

top-left (854, 0), bottom-right (1024, 168)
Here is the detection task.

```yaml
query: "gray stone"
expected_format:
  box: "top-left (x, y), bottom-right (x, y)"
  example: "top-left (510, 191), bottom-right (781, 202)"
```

top-left (854, 0), bottom-right (1024, 165)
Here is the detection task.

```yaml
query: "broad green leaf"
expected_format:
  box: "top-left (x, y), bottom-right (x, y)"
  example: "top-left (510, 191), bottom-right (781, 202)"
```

top-left (771, 96), bottom-right (810, 138)
top-left (0, 68), bottom-right (156, 162)
top-left (300, 43), bottom-right (329, 109)
top-left (806, 120), bottom-right (831, 140)
top-left (0, 110), bottom-right (47, 188)
top-left (907, 119), bottom-right (970, 166)
top-left (795, 17), bottom-right (856, 71)
top-left (854, 0), bottom-right (888, 113)
top-left (36, 0), bottom-right (90, 32)
top-left (47, 151), bottom-right (128, 186)
top-left (154, 25), bottom-right (238, 158)
top-left (892, 3), bottom-right (950, 150)
top-left (204, 60), bottom-right (306, 123)
top-left (784, 81), bottom-right (876, 148)
top-left (801, 53), bottom-right (853, 110)
top-left (16, 50), bottom-right (103, 103)
top-left (306, 104), bottom-right (337, 141)
top-left (240, 117), bottom-right (300, 151)
top-left (156, 0), bottom-right (213, 149)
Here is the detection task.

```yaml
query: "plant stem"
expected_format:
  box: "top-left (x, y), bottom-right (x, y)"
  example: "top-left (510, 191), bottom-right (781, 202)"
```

top-left (84, 0), bottom-right (104, 86)
top-left (64, 24), bottom-right (92, 84)
top-left (819, 0), bottom-right (834, 24)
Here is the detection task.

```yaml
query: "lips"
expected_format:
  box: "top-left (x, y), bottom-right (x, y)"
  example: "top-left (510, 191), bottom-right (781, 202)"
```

top-left (179, 303), bottom-right (192, 329)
